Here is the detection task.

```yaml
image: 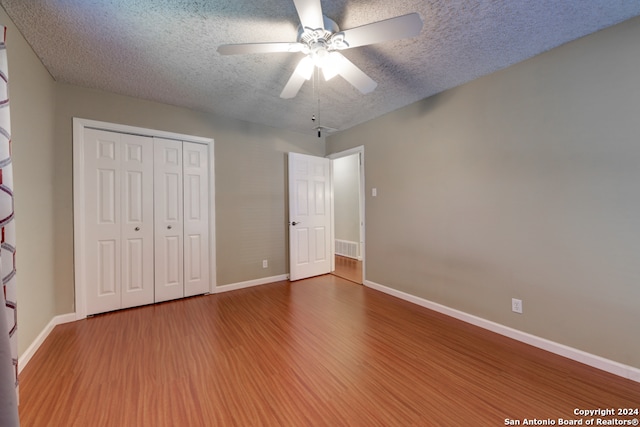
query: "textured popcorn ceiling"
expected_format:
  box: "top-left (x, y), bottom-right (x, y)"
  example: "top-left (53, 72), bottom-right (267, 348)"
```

top-left (2, 1), bottom-right (640, 135)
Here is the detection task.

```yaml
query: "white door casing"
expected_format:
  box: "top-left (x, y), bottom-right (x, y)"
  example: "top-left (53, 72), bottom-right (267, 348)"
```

top-left (183, 141), bottom-right (210, 297)
top-left (154, 137), bottom-right (185, 303)
top-left (288, 152), bottom-right (332, 281)
top-left (84, 129), bottom-right (155, 315)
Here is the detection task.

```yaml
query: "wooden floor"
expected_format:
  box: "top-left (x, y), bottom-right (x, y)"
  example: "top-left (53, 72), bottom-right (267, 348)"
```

top-left (332, 255), bottom-right (362, 284)
top-left (19, 275), bottom-right (640, 426)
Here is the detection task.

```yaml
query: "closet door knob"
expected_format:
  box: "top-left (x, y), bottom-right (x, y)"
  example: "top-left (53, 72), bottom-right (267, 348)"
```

top-left (134, 226), bottom-right (140, 231)
top-left (167, 225), bottom-right (172, 230)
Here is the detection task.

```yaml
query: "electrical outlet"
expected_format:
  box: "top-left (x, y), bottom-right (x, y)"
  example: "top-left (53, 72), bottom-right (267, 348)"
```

top-left (512, 298), bottom-right (523, 314)
top-left (262, 259), bottom-right (268, 268)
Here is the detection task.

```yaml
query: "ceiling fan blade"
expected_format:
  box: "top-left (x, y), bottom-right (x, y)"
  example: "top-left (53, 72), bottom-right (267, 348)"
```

top-left (218, 42), bottom-right (305, 55)
top-left (280, 57), bottom-right (314, 99)
top-left (340, 13), bottom-right (423, 49)
top-left (292, 0), bottom-right (325, 30)
top-left (332, 53), bottom-right (377, 94)
top-left (280, 73), bottom-right (306, 99)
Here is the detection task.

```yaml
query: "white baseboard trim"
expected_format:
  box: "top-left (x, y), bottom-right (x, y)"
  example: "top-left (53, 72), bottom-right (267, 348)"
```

top-left (364, 280), bottom-right (640, 383)
top-left (215, 274), bottom-right (289, 294)
top-left (18, 313), bottom-right (76, 374)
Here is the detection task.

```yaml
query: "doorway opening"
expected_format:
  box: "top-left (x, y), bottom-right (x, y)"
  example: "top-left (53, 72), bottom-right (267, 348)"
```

top-left (328, 146), bottom-right (364, 284)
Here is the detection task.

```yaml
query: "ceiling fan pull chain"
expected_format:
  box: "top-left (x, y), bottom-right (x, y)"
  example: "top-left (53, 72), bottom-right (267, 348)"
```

top-left (316, 68), bottom-right (322, 137)
top-left (311, 67), bottom-right (317, 126)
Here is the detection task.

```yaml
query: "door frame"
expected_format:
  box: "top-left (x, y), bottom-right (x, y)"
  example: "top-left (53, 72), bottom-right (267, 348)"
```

top-left (327, 145), bottom-right (365, 283)
top-left (72, 118), bottom-right (216, 319)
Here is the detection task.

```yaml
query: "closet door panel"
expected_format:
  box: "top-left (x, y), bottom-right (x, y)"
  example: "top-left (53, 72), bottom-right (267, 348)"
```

top-left (121, 134), bottom-right (154, 308)
top-left (154, 138), bottom-right (184, 303)
top-left (183, 142), bottom-right (210, 296)
top-left (84, 129), bottom-right (122, 315)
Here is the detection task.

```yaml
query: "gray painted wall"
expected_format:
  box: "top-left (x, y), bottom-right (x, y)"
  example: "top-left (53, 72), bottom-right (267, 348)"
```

top-left (327, 16), bottom-right (640, 369)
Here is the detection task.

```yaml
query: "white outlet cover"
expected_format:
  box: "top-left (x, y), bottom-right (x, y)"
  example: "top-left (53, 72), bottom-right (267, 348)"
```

top-left (512, 298), bottom-right (523, 314)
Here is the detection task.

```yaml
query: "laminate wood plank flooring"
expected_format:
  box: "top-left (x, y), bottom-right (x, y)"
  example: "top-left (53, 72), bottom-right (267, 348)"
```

top-left (18, 275), bottom-right (640, 426)
top-left (332, 255), bottom-right (362, 284)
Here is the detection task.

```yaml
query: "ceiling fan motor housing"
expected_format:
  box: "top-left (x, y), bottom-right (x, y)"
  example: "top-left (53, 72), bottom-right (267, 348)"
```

top-left (297, 15), bottom-right (349, 66)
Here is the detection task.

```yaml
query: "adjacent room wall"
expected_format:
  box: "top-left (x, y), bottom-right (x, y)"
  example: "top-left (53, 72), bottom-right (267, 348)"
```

top-left (327, 16), bottom-right (640, 369)
top-left (333, 154), bottom-right (360, 245)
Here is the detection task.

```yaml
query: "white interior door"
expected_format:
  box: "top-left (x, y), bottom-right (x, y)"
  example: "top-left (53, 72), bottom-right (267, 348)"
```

top-left (183, 141), bottom-right (210, 297)
top-left (84, 129), bottom-right (154, 315)
top-left (154, 138), bottom-right (184, 302)
top-left (120, 134), bottom-right (155, 308)
top-left (288, 152), bottom-right (332, 281)
top-left (84, 129), bottom-right (122, 314)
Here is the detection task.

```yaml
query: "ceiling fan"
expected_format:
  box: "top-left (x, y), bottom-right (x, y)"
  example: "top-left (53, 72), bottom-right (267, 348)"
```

top-left (217, 0), bottom-right (423, 99)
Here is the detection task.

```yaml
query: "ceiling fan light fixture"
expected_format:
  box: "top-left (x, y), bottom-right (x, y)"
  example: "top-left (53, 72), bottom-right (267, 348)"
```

top-left (321, 51), bottom-right (341, 80)
top-left (295, 56), bottom-right (315, 80)
top-left (322, 66), bottom-right (337, 81)
top-left (309, 40), bottom-right (329, 67)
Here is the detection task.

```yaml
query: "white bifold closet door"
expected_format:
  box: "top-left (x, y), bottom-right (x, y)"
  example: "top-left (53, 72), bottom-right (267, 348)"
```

top-left (84, 129), bottom-right (155, 315)
top-left (83, 130), bottom-right (210, 315)
top-left (154, 138), bottom-right (184, 303)
top-left (154, 138), bottom-right (209, 303)
top-left (182, 142), bottom-right (210, 297)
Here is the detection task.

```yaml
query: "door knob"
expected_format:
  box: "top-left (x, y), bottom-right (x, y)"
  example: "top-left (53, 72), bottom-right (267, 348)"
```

top-left (167, 225), bottom-right (172, 229)
top-left (291, 221), bottom-right (300, 226)
top-left (134, 226), bottom-right (140, 231)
